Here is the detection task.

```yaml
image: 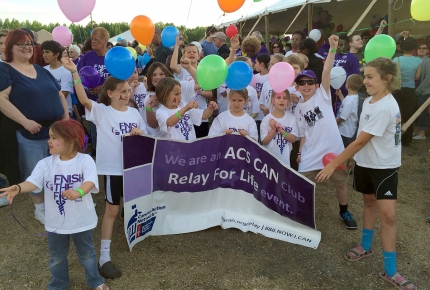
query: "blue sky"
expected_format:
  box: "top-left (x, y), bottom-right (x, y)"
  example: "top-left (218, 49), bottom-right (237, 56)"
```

top-left (0, 0), bottom-right (279, 28)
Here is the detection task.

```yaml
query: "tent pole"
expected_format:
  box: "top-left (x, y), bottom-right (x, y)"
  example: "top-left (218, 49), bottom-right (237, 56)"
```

top-left (246, 15), bottom-right (264, 37)
top-left (265, 15), bottom-right (269, 47)
top-left (307, 3), bottom-right (312, 35)
top-left (388, 0), bottom-right (394, 36)
top-left (347, 0), bottom-right (378, 36)
top-left (284, 4), bottom-right (307, 35)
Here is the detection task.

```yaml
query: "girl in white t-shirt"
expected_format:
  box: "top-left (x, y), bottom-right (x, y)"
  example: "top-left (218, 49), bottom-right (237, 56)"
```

top-left (0, 119), bottom-right (108, 290)
top-left (261, 90), bottom-right (298, 167)
top-left (62, 57), bottom-right (146, 279)
top-left (316, 57), bottom-right (416, 290)
top-left (209, 88), bottom-right (258, 140)
top-left (128, 67), bottom-right (148, 122)
top-left (155, 78), bottom-right (218, 141)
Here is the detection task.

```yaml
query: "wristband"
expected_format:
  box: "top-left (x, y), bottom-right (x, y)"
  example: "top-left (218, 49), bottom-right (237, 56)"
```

top-left (330, 49), bottom-right (337, 53)
top-left (76, 188), bottom-right (85, 197)
top-left (297, 152), bottom-right (301, 155)
top-left (69, 79), bottom-right (82, 85)
top-left (71, 70), bottom-right (78, 74)
top-left (145, 107), bottom-right (153, 111)
top-left (175, 111), bottom-right (182, 119)
top-left (16, 184), bottom-right (21, 194)
top-left (283, 131), bottom-right (289, 137)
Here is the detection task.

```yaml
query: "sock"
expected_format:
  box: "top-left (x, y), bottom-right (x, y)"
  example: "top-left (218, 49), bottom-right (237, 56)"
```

top-left (383, 251), bottom-right (397, 277)
top-left (34, 202), bottom-right (45, 211)
top-left (360, 228), bottom-right (374, 252)
top-left (99, 240), bottom-right (111, 267)
top-left (339, 204), bottom-right (348, 215)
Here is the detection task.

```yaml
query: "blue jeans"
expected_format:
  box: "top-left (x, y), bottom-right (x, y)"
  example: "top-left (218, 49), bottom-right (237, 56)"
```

top-left (416, 94), bottom-right (430, 131)
top-left (16, 131), bottom-right (49, 196)
top-left (47, 230), bottom-right (104, 290)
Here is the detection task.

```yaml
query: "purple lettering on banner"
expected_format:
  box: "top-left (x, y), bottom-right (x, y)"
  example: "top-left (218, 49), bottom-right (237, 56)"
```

top-left (147, 135), bottom-right (315, 229)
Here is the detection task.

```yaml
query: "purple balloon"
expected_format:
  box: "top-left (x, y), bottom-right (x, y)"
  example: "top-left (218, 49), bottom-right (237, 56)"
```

top-left (79, 66), bottom-right (100, 88)
top-left (270, 37), bottom-right (277, 43)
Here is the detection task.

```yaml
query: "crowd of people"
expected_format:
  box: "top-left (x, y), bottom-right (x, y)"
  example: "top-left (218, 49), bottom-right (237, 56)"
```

top-left (0, 23), bottom-right (429, 290)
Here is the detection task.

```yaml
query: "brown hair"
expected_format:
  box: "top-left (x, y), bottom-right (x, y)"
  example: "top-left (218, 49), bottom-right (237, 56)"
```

top-left (285, 54), bottom-right (305, 70)
top-left (271, 89), bottom-right (291, 110)
top-left (346, 74), bottom-right (364, 91)
top-left (0, 29), bottom-right (9, 38)
top-left (184, 43), bottom-right (198, 53)
top-left (241, 36), bottom-right (261, 56)
top-left (4, 29), bottom-right (35, 63)
top-left (146, 62), bottom-right (174, 92)
top-left (98, 77), bottom-right (128, 106)
top-left (229, 88), bottom-right (248, 103)
top-left (155, 77), bottom-right (181, 106)
top-left (50, 119), bottom-right (86, 153)
top-left (92, 27), bottom-right (110, 42)
top-left (365, 57), bottom-right (398, 92)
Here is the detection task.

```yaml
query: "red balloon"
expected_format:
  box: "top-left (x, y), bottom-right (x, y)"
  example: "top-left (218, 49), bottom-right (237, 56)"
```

top-left (322, 153), bottom-right (344, 170)
top-left (336, 24), bottom-right (344, 32)
top-left (226, 24), bottom-right (238, 38)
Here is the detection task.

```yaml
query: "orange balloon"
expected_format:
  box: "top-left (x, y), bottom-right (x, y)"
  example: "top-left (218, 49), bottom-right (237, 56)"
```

top-left (217, 0), bottom-right (245, 13)
top-left (130, 15), bottom-right (155, 46)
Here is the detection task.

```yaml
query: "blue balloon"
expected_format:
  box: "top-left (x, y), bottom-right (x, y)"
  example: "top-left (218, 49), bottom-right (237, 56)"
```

top-left (90, 30), bottom-right (93, 35)
top-left (225, 61), bottom-right (253, 90)
top-left (105, 46), bottom-right (136, 80)
top-left (161, 26), bottom-right (179, 48)
top-left (141, 53), bottom-right (151, 65)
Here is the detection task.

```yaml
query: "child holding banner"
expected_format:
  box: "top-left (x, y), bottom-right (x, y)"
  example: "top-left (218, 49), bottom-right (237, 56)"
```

top-left (294, 35), bottom-right (357, 230)
top-left (260, 90), bottom-right (298, 167)
top-left (209, 88), bottom-right (258, 140)
top-left (316, 57), bottom-right (416, 289)
top-left (155, 77), bottom-right (218, 141)
top-left (0, 119), bottom-right (108, 290)
top-left (61, 57), bottom-right (147, 279)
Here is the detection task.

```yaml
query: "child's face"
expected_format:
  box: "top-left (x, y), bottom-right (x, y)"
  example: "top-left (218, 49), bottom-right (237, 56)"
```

top-left (108, 82), bottom-right (131, 104)
top-left (291, 64), bottom-right (302, 77)
top-left (165, 85), bottom-right (182, 108)
top-left (269, 58), bottom-right (279, 70)
top-left (363, 66), bottom-right (386, 96)
top-left (229, 93), bottom-right (246, 113)
top-left (254, 60), bottom-right (263, 72)
top-left (152, 67), bottom-right (166, 87)
top-left (42, 50), bottom-right (58, 64)
top-left (295, 77), bottom-right (318, 97)
top-left (185, 46), bottom-right (198, 63)
top-left (128, 68), bottom-right (138, 82)
top-left (48, 129), bottom-right (69, 156)
top-left (272, 92), bottom-right (290, 109)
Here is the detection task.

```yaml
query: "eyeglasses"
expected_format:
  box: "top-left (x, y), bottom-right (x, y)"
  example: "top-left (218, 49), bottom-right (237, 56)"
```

top-left (418, 47), bottom-right (429, 50)
top-left (297, 79), bottom-right (316, 86)
top-left (15, 43), bottom-right (34, 48)
top-left (273, 46), bottom-right (279, 48)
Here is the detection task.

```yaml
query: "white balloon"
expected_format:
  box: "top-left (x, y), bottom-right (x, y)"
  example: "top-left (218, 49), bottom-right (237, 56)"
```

top-left (330, 66), bottom-right (347, 90)
top-left (309, 29), bottom-right (321, 42)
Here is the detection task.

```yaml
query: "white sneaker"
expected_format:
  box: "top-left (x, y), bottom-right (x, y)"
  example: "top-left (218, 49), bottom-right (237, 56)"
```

top-left (412, 135), bottom-right (426, 140)
top-left (34, 209), bottom-right (45, 224)
top-left (0, 196), bottom-right (9, 207)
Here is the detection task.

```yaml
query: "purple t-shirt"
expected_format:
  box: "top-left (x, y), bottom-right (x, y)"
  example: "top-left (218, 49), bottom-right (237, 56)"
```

top-left (77, 51), bottom-right (110, 101)
top-left (317, 43), bottom-right (330, 59)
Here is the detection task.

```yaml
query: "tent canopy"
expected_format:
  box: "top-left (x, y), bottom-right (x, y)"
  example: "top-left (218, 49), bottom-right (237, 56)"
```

top-left (36, 29), bottom-right (52, 43)
top-left (222, 0), bottom-right (428, 38)
top-left (109, 30), bottom-right (135, 43)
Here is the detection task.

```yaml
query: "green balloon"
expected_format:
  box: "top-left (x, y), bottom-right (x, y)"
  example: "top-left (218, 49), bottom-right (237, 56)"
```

top-left (364, 34), bottom-right (396, 62)
top-left (196, 55), bottom-right (228, 90)
top-left (254, 0), bottom-right (262, 2)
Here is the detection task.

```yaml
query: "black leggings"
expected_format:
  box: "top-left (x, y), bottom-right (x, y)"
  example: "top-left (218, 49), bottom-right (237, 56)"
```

top-left (393, 88), bottom-right (417, 145)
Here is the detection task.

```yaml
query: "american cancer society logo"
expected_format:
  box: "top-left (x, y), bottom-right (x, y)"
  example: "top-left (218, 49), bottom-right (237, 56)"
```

top-left (127, 204), bottom-right (165, 244)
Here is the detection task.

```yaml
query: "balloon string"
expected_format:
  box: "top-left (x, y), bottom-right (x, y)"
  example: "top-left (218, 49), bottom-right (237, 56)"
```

top-left (239, 1), bottom-right (255, 35)
top-left (338, 17), bottom-right (415, 34)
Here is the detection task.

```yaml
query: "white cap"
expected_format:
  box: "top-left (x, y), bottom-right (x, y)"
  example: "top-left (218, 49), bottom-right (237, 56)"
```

top-left (191, 41), bottom-right (203, 54)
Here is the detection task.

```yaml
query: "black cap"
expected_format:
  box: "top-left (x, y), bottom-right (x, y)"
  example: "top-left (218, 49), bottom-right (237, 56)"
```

top-left (21, 28), bottom-right (37, 45)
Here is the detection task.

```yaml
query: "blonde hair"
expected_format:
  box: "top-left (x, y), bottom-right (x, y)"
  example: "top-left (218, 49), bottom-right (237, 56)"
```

top-left (346, 74), bottom-right (364, 91)
top-left (365, 57), bottom-right (398, 92)
top-left (285, 54), bottom-right (305, 71)
top-left (271, 53), bottom-right (284, 63)
top-left (296, 53), bottom-right (309, 65)
top-left (229, 88), bottom-right (248, 102)
top-left (92, 27), bottom-right (110, 42)
top-left (155, 78), bottom-right (181, 106)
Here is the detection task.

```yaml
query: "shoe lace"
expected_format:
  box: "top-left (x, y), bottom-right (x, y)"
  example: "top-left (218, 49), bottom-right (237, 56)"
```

top-left (342, 211), bottom-right (354, 221)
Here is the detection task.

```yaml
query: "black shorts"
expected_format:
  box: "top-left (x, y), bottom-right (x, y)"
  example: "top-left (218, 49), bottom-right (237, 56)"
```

top-left (353, 164), bottom-right (398, 200)
top-left (104, 175), bottom-right (124, 205)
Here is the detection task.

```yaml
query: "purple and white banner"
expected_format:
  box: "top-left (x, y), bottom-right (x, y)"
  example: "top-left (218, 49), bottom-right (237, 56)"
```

top-left (123, 134), bottom-right (321, 250)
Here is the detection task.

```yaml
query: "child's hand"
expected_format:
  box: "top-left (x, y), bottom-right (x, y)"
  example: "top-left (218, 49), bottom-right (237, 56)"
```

top-left (400, 31), bottom-right (409, 38)
top-left (230, 35), bottom-right (240, 50)
top-left (225, 129), bottom-right (234, 134)
top-left (328, 34), bottom-right (339, 49)
top-left (186, 100), bottom-right (198, 110)
top-left (290, 93), bottom-right (300, 103)
top-left (269, 118), bottom-right (277, 129)
top-left (0, 185), bottom-right (20, 204)
top-left (130, 79), bottom-right (139, 88)
top-left (146, 95), bottom-right (159, 108)
top-left (238, 129), bottom-right (248, 137)
top-left (62, 189), bottom-right (81, 200)
top-left (130, 128), bottom-right (143, 136)
top-left (208, 101), bottom-right (218, 111)
top-left (180, 57), bottom-right (191, 69)
top-left (262, 106), bottom-right (270, 115)
top-left (296, 155), bottom-right (301, 164)
top-left (61, 57), bottom-right (77, 72)
top-left (380, 19), bottom-right (387, 27)
top-left (274, 122), bottom-right (282, 131)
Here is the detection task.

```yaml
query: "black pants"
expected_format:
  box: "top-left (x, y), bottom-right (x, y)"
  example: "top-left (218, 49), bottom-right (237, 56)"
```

top-left (194, 123), bottom-right (209, 138)
top-left (289, 140), bottom-right (300, 171)
top-left (393, 88), bottom-right (417, 145)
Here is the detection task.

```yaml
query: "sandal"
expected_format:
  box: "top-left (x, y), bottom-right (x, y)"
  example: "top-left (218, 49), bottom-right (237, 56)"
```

top-left (344, 245), bottom-right (373, 261)
top-left (379, 272), bottom-right (417, 290)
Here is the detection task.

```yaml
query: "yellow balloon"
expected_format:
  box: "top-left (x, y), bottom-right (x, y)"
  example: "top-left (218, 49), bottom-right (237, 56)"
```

top-left (138, 43), bottom-right (146, 50)
top-left (126, 47), bottom-right (137, 59)
top-left (411, 0), bottom-right (430, 21)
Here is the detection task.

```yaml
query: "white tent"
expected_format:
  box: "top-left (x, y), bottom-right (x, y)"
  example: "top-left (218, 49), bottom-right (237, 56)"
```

top-left (109, 30), bottom-right (135, 43)
top-left (36, 29), bottom-right (52, 43)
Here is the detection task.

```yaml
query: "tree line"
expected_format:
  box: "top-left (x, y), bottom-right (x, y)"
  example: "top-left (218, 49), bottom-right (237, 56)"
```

top-left (0, 18), bottom-right (208, 44)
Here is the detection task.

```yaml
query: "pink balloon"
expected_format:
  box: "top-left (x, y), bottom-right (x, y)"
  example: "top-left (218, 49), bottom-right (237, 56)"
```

top-left (57, 0), bottom-right (96, 22)
top-left (268, 62), bottom-right (295, 93)
top-left (52, 26), bottom-right (73, 47)
top-left (249, 74), bottom-right (256, 88)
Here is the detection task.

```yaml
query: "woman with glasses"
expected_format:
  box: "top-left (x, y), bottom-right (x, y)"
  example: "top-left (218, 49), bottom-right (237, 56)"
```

top-left (271, 41), bottom-right (285, 55)
top-left (0, 29), bottom-right (69, 224)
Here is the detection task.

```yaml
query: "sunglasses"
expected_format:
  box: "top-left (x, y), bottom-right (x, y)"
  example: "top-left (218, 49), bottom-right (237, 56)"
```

top-left (297, 79), bottom-right (316, 86)
top-left (273, 45), bottom-right (279, 48)
top-left (15, 43), bottom-right (34, 48)
top-left (418, 47), bottom-right (429, 50)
